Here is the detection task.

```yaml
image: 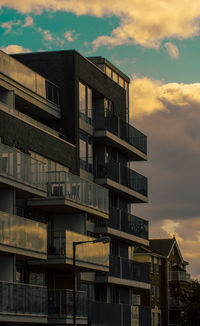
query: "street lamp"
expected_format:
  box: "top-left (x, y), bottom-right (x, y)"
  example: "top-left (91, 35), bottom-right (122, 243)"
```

top-left (73, 236), bottom-right (110, 326)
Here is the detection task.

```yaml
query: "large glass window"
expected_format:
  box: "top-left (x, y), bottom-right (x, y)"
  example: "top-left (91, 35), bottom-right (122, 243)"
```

top-left (79, 82), bottom-right (93, 124)
top-left (79, 132), bottom-right (93, 173)
top-left (104, 98), bottom-right (114, 117)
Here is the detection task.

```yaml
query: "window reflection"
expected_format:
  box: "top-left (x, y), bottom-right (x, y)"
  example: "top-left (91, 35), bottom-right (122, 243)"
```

top-left (79, 82), bottom-right (93, 124)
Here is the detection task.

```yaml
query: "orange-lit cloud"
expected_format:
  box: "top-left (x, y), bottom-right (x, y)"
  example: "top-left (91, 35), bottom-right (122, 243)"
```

top-left (1, 19), bottom-right (21, 34)
top-left (64, 30), bottom-right (77, 42)
top-left (130, 77), bottom-right (200, 118)
top-left (22, 16), bottom-right (34, 27)
top-left (0, 45), bottom-right (32, 53)
top-left (164, 42), bottom-right (179, 59)
top-left (1, 0), bottom-right (200, 51)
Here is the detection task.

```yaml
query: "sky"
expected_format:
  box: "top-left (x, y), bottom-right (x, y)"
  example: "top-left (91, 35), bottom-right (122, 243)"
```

top-left (1, 0), bottom-right (200, 279)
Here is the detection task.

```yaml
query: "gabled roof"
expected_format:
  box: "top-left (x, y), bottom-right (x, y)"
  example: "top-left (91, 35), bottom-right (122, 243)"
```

top-left (150, 237), bottom-right (188, 265)
top-left (150, 238), bottom-right (175, 257)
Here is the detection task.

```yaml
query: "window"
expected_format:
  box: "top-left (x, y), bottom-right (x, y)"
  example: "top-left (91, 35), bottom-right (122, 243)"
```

top-left (157, 286), bottom-right (160, 301)
top-left (105, 66), bottom-right (112, 78)
top-left (151, 256), bottom-right (154, 272)
top-left (79, 132), bottom-right (93, 173)
top-left (79, 82), bottom-right (93, 124)
top-left (104, 98), bottom-right (114, 117)
top-left (152, 285), bottom-right (155, 299)
top-left (112, 71), bottom-right (118, 83)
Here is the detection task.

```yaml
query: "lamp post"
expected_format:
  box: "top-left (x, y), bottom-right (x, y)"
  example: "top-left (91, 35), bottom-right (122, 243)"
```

top-left (73, 236), bottom-right (110, 326)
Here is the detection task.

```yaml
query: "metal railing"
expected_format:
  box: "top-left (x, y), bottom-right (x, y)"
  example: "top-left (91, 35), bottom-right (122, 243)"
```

top-left (95, 208), bottom-right (148, 240)
top-left (0, 210), bottom-right (47, 254)
top-left (48, 289), bottom-right (88, 317)
top-left (96, 115), bottom-right (147, 154)
top-left (47, 171), bottom-right (109, 214)
top-left (91, 302), bottom-right (130, 326)
top-left (0, 281), bottom-right (47, 315)
top-left (0, 143), bottom-right (47, 192)
top-left (51, 230), bottom-right (110, 268)
top-left (95, 159), bottom-right (147, 197)
top-left (110, 256), bottom-right (149, 283)
top-left (169, 271), bottom-right (191, 282)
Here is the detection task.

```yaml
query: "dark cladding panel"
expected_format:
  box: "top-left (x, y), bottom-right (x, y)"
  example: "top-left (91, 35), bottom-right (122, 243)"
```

top-left (0, 111), bottom-right (76, 173)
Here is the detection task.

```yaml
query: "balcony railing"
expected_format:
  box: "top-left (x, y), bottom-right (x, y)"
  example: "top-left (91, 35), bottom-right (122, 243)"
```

top-left (91, 302), bottom-right (130, 326)
top-left (110, 256), bottom-right (149, 283)
top-left (91, 302), bottom-right (150, 326)
top-left (95, 115), bottom-right (147, 154)
top-left (48, 289), bottom-right (88, 317)
top-left (0, 281), bottom-right (47, 316)
top-left (0, 210), bottom-right (47, 255)
top-left (95, 208), bottom-right (148, 240)
top-left (47, 171), bottom-right (108, 214)
top-left (0, 50), bottom-right (59, 105)
top-left (0, 143), bottom-right (47, 192)
top-left (51, 230), bottom-right (110, 269)
top-left (169, 271), bottom-right (191, 282)
top-left (95, 159), bottom-right (147, 197)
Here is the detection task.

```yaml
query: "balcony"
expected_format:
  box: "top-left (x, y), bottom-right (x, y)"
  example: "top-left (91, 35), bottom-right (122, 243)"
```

top-left (48, 230), bottom-right (110, 272)
top-left (96, 256), bottom-right (149, 288)
top-left (94, 115), bottom-right (147, 161)
top-left (44, 171), bottom-right (108, 218)
top-left (1, 50), bottom-right (60, 118)
top-left (95, 159), bottom-right (148, 203)
top-left (0, 281), bottom-right (47, 323)
top-left (169, 271), bottom-right (191, 282)
top-left (48, 289), bottom-right (88, 324)
top-left (0, 143), bottom-right (47, 197)
top-left (0, 210), bottom-right (47, 259)
top-left (91, 302), bottom-right (150, 326)
top-left (91, 302), bottom-right (131, 326)
top-left (95, 208), bottom-right (149, 245)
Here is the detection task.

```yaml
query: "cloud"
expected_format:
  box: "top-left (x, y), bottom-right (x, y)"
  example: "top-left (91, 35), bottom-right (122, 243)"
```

top-left (130, 77), bottom-right (200, 118)
top-left (1, 0), bottom-right (200, 50)
top-left (38, 27), bottom-right (53, 41)
top-left (64, 30), bottom-right (76, 42)
top-left (1, 45), bottom-right (31, 54)
top-left (22, 16), bottom-right (33, 27)
top-left (130, 77), bottom-right (200, 279)
top-left (165, 42), bottom-right (179, 59)
top-left (1, 19), bottom-right (21, 34)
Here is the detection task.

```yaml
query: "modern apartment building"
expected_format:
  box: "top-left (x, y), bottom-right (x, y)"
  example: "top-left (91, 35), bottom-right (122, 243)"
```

top-left (0, 49), bottom-right (150, 326)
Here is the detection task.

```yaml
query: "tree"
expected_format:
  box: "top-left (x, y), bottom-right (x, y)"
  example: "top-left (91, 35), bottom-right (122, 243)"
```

top-left (180, 279), bottom-right (200, 326)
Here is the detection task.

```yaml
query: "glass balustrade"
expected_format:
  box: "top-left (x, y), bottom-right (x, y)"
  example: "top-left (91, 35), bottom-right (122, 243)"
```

top-left (0, 210), bottom-right (47, 254)
top-left (0, 143), bottom-right (47, 192)
top-left (110, 256), bottom-right (149, 283)
top-left (0, 50), bottom-right (59, 105)
top-left (47, 171), bottom-right (108, 214)
top-left (95, 115), bottom-right (147, 154)
top-left (95, 208), bottom-right (148, 240)
top-left (52, 230), bottom-right (109, 268)
top-left (169, 271), bottom-right (191, 282)
top-left (0, 281), bottom-right (47, 315)
top-left (48, 289), bottom-right (88, 317)
top-left (95, 159), bottom-right (147, 197)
